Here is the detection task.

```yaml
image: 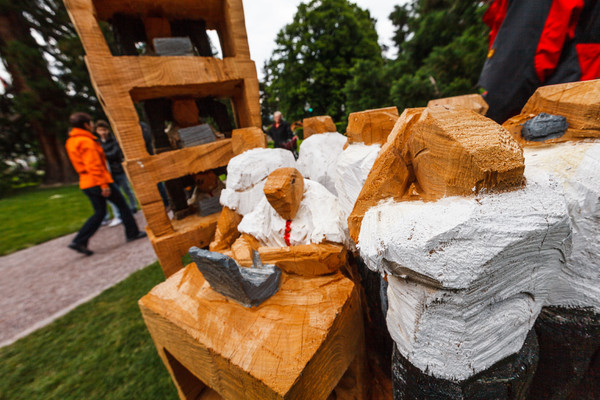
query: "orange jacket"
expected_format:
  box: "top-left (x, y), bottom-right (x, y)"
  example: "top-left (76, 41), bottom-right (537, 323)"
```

top-left (65, 127), bottom-right (113, 189)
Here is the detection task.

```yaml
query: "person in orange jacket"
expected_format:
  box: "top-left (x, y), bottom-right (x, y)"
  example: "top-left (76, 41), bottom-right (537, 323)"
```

top-left (65, 112), bottom-right (146, 255)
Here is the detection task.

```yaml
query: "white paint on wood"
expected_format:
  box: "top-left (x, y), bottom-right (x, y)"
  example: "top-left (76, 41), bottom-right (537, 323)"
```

top-left (358, 169), bottom-right (571, 380)
top-left (296, 132), bottom-right (347, 195)
top-left (220, 148), bottom-right (296, 216)
top-left (238, 180), bottom-right (346, 247)
top-left (525, 141), bottom-right (600, 312)
top-left (334, 143), bottom-right (381, 220)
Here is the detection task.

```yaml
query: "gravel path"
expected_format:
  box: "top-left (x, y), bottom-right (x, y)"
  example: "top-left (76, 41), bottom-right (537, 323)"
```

top-left (0, 213), bottom-right (157, 347)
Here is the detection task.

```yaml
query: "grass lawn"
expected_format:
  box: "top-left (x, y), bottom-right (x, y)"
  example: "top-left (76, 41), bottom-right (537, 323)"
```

top-left (0, 185), bottom-right (92, 256)
top-left (0, 262), bottom-right (177, 400)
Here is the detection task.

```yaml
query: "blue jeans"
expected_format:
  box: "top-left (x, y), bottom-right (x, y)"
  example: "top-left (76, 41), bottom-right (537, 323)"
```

top-left (113, 173), bottom-right (137, 212)
top-left (72, 184), bottom-right (140, 246)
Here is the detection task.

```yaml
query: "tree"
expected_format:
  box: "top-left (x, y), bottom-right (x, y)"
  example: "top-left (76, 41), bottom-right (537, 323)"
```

top-left (0, 0), bottom-right (102, 185)
top-left (387, 0), bottom-right (489, 110)
top-left (262, 0), bottom-right (383, 123)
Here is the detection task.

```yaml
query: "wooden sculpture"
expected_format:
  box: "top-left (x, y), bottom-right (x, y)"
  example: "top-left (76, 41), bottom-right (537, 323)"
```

top-left (427, 94), bottom-right (489, 115)
top-left (232, 168), bottom-right (347, 276)
top-left (346, 107), bottom-right (399, 145)
top-left (503, 79), bottom-right (600, 146)
top-left (302, 115), bottom-right (337, 138)
top-left (63, 0), bottom-right (263, 277)
top-left (348, 105), bottom-right (525, 242)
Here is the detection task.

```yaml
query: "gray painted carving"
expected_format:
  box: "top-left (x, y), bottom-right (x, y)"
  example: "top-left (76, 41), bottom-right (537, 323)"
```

top-left (188, 247), bottom-right (281, 307)
top-left (522, 113), bottom-right (569, 142)
top-left (153, 37), bottom-right (195, 56)
top-left (178, 124), bottom-right (217, 147)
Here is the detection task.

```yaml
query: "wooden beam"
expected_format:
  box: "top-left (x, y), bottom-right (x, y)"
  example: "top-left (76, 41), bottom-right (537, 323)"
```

top-left (346, 107), bottom-right (399, 145)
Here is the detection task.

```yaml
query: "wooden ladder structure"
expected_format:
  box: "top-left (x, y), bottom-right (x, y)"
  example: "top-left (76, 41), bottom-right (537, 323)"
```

top-left (64, 0), bottom-right (262, 277)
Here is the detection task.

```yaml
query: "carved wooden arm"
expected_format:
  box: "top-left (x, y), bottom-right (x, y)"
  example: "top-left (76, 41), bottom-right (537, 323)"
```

top-left (258, 242), bottom-right (346, 277)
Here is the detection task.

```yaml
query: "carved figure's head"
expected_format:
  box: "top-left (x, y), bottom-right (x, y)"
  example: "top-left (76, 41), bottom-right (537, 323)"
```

top-left (264, 168), bottom-right (304, 220)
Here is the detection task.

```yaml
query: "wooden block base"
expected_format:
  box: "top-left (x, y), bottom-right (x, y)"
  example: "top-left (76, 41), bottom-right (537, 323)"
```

top-left (139, 264), bottom-right (366, 399)
top-left (149, 213), bottom-right (220, 277)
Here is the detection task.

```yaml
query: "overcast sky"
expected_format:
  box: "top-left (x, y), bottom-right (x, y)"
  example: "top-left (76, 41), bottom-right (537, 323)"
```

top-left (243, 0), bottom-right (406, 78)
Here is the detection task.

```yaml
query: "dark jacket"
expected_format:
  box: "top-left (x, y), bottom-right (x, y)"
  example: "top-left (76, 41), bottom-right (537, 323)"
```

top-left (478, 0), bottom-right (600, 123)
top-left (99, 135), bottom-right (125, 175)
top-left (267, 120), bottom-right (294, 148)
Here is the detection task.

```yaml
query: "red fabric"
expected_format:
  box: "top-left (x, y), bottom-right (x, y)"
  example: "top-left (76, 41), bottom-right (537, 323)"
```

top-left (576, 43), bottom-right (600, 81)
top-left (284, 220), bottom-right (292, 246)
top-left (274, 122), bottom-right (280, 129)
top-left (483, 0), bottom-right (509, 49)
top-left (534, 0), bottom-right (584, 82)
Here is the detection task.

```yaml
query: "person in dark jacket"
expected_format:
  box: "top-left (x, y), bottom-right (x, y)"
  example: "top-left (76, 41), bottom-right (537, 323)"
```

top-left (95, 120), bottom-right (138, 216)
top-left (479, 0), bottom-right (600, 123)
top-left (266, 111), bottom-right (295, 150)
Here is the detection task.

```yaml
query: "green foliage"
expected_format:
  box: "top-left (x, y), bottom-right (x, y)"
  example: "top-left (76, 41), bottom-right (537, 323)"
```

top-left (387, 0), bottom-right (488, 109)
top-left (0, 262), bottom-right (177, 400)
top-left (0, 185), bottom-right (91, 255)
top-left (262, 0), bottom-right (383, 123)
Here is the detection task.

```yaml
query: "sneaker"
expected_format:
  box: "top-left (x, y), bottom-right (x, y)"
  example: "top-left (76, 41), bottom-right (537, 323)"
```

top-left (101, 219), bottom-right (110, 226)
top-left (126, 231), bottom-right (147, 243)
top-left (68, 242), bottom-right (94, 256)
top-left (108, 218), bottom-right (122, 227)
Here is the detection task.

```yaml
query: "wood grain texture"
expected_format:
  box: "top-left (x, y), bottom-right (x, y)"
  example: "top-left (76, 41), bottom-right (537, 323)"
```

top-left (348, 106), bottom-right (525, 243)
top-left (143, 17), bottom-right (172, 49)
top-left (347, 109), bottom-right (422, 243)
top-left (209, 206), bottom-right (243, 252)
top-left (148, 213), bottom-right (220, 278)
top-left (503, 80), bottom-right (600, 146)
top-left (427, 94), bottom-right (489, 115)
top-left (258, 242), bottom-right (347, 277)
top-left (303, 116), bottom-right (337, 139)
top-left (406, 105), bottom-right (524, 197)
top-left (264, 168), bottom-right (305, 220)
top-left (139, 264), bottom-right (364, 399)
top-left (230, 233), bottom-right (261, 267)
top-left (346, 107), bottom-right (399, 145)
top-left (231, 127), bottom-right (267, 155)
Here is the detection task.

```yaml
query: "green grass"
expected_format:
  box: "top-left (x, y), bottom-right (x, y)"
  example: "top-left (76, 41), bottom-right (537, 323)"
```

top-left (0, 185), bottom-right (92, 256)
top-left (0, 262), bottom-right (177, 400)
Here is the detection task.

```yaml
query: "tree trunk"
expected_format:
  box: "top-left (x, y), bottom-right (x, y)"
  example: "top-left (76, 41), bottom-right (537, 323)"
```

top-left (0, 9), bottom-right (76, 184)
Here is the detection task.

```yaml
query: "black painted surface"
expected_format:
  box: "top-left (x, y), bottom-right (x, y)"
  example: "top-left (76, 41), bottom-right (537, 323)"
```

top-left (392, 329), bottom-right (539, 400)
top-left (522, 113), bottom-right (568, 142)
top-left (528, 306), bottom-right (600, 400)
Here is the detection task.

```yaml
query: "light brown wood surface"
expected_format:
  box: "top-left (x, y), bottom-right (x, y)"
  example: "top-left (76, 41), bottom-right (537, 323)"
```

top-left (258, 242), bottom-right (347, 277)
top-left (264, 168), bottom-right (305, 220)
top-left (172, 99), bottom-right (201, 127)
top-left (148, 213), bottom-right (220, 278)
top-left (139, 264), bottom-right (364, 399)
top-left (427, 94), bottom-right (489, 115)
top-left (303, 116), bottom-right (337, 138)
top-left (406, 105), bottom-right (524, 197)
top-left (348, 106), bottom-right (525, 243)
top-left (209, 206), bottom-right (243, 252)
top-left (348, 108), bottom-right (422, 242)
top-left (231, 127), bottom-right (267, 155)
top-left (230, 234), bottom-right (261, 267)
top-left (346, 107), bottom-right (399, 145)
top-left (503, 79), bottom-right (600, 146)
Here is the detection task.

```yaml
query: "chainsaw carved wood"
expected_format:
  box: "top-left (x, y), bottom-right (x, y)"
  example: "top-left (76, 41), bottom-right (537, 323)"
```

top-left (302, 115), bottom-right (337, 138)
top-left (63, 0), bottom-right (262, 276)
top-left (348, 106), bottom-right (525, 243)
top-left (296, 132), bottom-right (347, 195)
top-left (263, 168), bottom-right (305, 221)
top-left (427, 94), bottom-right (489, 115)
top-left (503, 80), bottom-right (600, 146)
top-left (139, 264), bottom-right (366, 399)
top-left (346, 107), bottom-right (399, 145)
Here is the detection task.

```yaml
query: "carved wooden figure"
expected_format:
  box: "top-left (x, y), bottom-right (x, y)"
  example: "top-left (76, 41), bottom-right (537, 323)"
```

top-left (427, 93), bottom-right (489, 115)
top-left (263, 168), bottom-right (304, 220)
top-left (302, 115), bottom-right (337, 138)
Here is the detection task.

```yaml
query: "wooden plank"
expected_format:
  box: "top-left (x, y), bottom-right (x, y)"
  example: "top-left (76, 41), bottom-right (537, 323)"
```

top-left (125, 139), bottom-right (234, 206)
top-left (346, 107), bottom-right (399, 145)
top-left (149, 213), bottom-right (220, 277)
top-left (139, 264), bottom-right (361, 399)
